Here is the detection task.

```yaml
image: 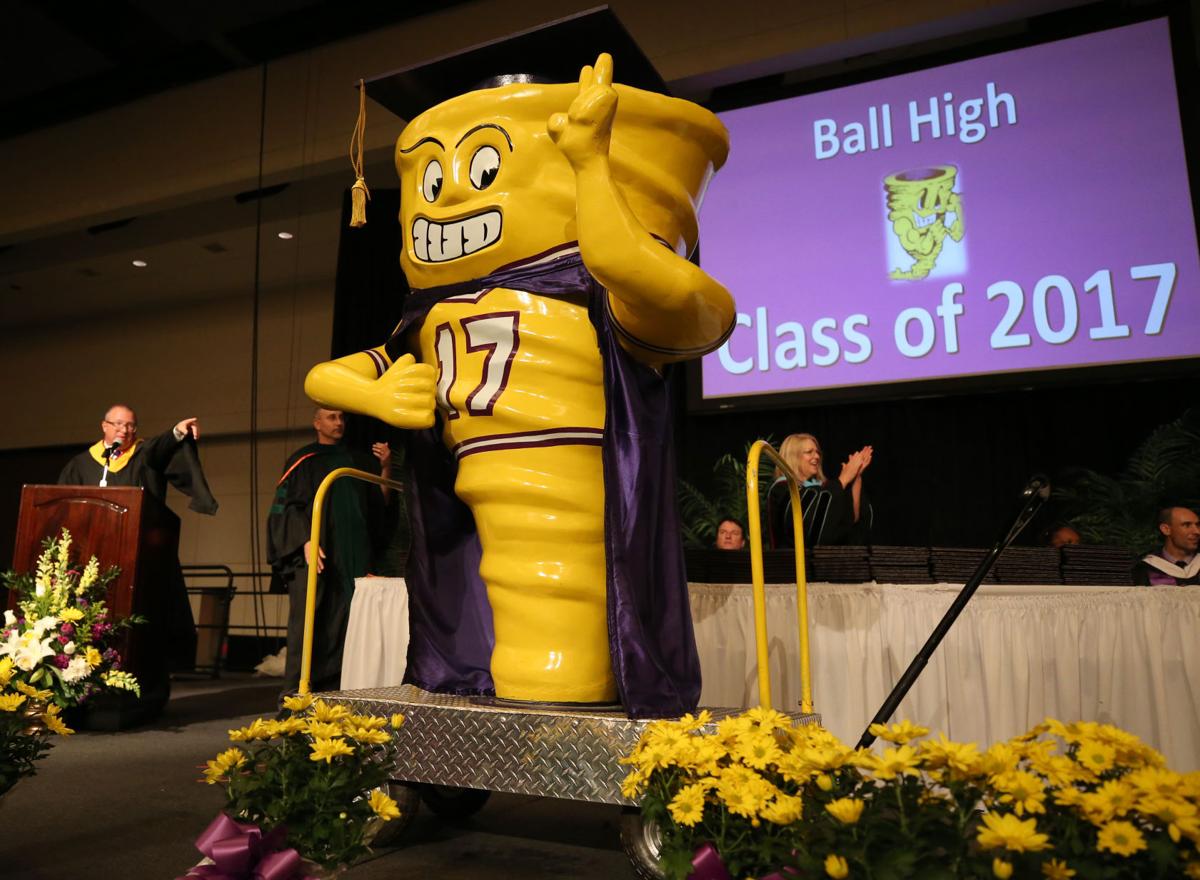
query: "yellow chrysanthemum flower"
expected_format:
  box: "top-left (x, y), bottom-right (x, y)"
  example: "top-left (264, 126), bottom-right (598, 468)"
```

top-left (734, 730), bottom-right (784, 770)
top-left (43, 712), bottom-right (74, 736)
top-left (867, 745), bottom-right (921, 781)
top-left (85, 646), bottom-right (102, 668)
top-left (1081, 780), bottom-right (1135, 823)
top-left (369, 789), bottom-right (401, 821)
top-left (621, 767), bottom-right (650, 800)
top-left (0, 657), bottom-right (13, 686)
top-left (1138, 796), bottom-right (1198, 843)
top-left (759, 793), bottom-right (803, 825)
top-left (824, 854), bottom-right (849, 879)
top-left (275, 717), bottom-right (307, 736)
top-left (1040, 857), bottom-right (1075, 879)
top-left (992, 857), bottom-right (1013, 879)
top-left (991, 770), bottom-right (1047, 816)
top-left (1185, 862), bottom-right (1200, 880)
top-left (676, 709), bottom-right (713, 732)
top-left (391, 713), bottom-right (405, 729)
top-left (825, 798), bottom-right (865, 825)
top-left (743, 705), bottom-right (792, 732)
top-left (58, 607), bottom-right (84, 622)
top-left (14, 681), bottom-right (53, 701)
top-left (0, 693), bottom-right (26, 712)
top-left (309, 737), bottom-right (355, 763)
top-left (344, 726), bottom-right (391, 745)
top-left (228, 717), bottom-right (274, 742)
top-left (203, 747), bottom-right (246, 783)
top-left (1095, 819), bottom-right (1146, 856)
top-left (1127, 766), bottom-right (1185, 800)
top-left (976, 812), bottom-right (1051, 852)
top-left (668, 784), bottom-right (707, 826)
top-left (868, 719), bottom-right (929, 745)
top-left (306, 720), bottom-right (344, 740)
top-left (919, 735), bottom-right (982, 779)
top-left (310, 699), bottom-right (350, 723)
top-left (1074, 739), bottom-right (1116, 775)
top-left (281, 693), bottom-right (314, 713)
top-left (346, 713), bottom-right (388, 730)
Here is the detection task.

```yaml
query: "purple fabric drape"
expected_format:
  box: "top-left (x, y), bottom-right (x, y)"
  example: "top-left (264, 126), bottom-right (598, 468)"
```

top-left (386, 245), bottom-right (700, 717)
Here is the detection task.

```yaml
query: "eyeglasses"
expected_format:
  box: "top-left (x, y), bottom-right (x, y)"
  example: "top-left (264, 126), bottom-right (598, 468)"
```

top-left (103, 420), bottom-right (138, 430)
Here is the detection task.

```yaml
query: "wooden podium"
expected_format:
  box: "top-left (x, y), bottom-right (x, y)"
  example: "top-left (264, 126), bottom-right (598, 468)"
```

top-left (11, 485), bottom-right (181, 727)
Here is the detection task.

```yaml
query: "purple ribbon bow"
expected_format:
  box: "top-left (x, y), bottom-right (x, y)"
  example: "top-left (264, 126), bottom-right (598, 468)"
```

top-left (690, 842), bottom-right (801, 880)
top-left (178, 813), bottom-right (316, 880)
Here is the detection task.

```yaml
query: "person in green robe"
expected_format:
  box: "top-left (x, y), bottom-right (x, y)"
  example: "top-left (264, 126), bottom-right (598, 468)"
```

top-left (268, 408), bottom-right (391, 694)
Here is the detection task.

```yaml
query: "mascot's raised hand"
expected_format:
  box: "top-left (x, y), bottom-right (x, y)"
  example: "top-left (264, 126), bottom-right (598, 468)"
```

top-left (548, 53), bottom-right (618, 171)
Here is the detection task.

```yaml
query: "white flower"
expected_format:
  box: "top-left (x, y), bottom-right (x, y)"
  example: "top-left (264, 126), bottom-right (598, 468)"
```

top-left (31, 616), bottom-right (59, 636)
top-left (62, 656), bottom-right (91, 683)
top-left (3, 610), bottom-right (14, 628)
top-left (63, 640), bottom-right (76, 655)
top-left (3, 631), bottom-right (56, 671)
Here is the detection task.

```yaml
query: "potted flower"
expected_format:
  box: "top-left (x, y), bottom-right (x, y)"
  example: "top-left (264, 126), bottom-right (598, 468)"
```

top-left (622, 708), bottom-right (1200, 879)
top-left (0, 528), bottom-right (140, 794)
top-left (188, 694), bottom-right (404, 877)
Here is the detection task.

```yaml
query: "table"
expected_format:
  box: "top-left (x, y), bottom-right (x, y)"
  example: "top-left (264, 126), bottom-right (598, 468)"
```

top-left (341, 577), bottom-right (409, 691)
top-left (691, 582), bottom-right (1200, 770)
top-left (341, 578), bottom-right (1200, 770)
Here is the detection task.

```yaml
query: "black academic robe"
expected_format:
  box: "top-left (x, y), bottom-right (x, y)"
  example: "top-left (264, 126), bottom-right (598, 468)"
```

top-left (57, 430), bottom-right (219, 685)
top-left (767, 476), bottom-right (870, 548)
top-left (266, 442), bottom-right (382, 693)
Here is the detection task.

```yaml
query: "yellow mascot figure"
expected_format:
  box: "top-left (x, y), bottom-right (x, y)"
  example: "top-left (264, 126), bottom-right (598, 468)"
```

top-left (305, 13), bottom-right (732, 715)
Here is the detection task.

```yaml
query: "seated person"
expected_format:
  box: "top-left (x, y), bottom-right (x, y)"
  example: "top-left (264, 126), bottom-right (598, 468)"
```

top-left (1132, 506), bottom-right (1200, 586)
top-left (714, 516), bottom-right (746, 551)
top-left (768, 433), bottom-right (872, 547)
top-left (1043, 524), bottom-right (1082, 548)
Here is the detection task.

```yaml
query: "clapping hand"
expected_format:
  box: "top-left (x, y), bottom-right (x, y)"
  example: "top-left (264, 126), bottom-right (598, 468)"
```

top-left (372, 442), bottom-right (392, 470)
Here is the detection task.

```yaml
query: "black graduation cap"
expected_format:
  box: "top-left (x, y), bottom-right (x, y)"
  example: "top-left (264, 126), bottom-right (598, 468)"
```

top-left (363, 6), bottom-right (668, 123)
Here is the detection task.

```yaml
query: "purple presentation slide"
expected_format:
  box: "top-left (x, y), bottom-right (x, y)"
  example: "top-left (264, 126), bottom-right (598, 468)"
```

top-left (698, 18), bottom-right (1200, 402)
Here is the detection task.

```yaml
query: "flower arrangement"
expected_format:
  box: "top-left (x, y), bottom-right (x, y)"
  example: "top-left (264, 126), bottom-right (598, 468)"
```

top-left (0, 528), bottom-right (141, 708)
top-left (0, 657), bottom-right (74, 796)
top-left (0, 529), bottom-right (141, 795)
top-left (196, 693), bottom-right (404, 874)
top-left (622, 708), bottom-right (1200, 879)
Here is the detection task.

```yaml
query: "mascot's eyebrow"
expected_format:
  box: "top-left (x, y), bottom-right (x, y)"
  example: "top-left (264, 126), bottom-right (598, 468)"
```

top-left (455, 123), bottom-right (513, 151)
top-left (399, 136), bottom-right (445, 155)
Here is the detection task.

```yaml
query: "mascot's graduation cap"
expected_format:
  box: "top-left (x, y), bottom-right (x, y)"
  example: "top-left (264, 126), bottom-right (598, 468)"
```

top-left (347, 6), bottom-right (666, 224)
top-left (364, 6), bottom-right (668, 122)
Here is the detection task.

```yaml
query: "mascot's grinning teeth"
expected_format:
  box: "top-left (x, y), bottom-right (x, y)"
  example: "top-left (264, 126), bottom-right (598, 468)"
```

top-left (412, 211), bottom-right (502, 262)
top-left (912, 211), bottom-right (940, 229)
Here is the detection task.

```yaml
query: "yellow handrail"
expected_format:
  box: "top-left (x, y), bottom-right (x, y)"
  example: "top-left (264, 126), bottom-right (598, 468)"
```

top-left (745, 440), bottom-right (813, 714)
top-left (299, 466), bottom-right (406, 696)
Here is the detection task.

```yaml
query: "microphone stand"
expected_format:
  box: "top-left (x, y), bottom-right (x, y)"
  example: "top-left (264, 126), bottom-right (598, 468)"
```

top-left (855, 475), bottom-right (1050, 749)
top-left (99, 442), bottom-right (119, 488)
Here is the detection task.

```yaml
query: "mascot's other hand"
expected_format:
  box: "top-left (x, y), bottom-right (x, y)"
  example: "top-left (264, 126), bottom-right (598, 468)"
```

top-left (375, 354), bottom-right (437, 429)
top-left (548, 53), bottom-right (617, 169)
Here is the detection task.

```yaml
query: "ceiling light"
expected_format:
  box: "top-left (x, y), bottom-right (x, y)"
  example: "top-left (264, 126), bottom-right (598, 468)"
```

top-left (277, 231), bottom-right (294, 240)
top-left (131, 259), bottom-right (148, 268)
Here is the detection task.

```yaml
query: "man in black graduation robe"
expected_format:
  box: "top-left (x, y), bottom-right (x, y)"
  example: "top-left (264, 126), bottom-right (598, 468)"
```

top-left (267, 408), bottom-right (390, 694)
top-left (57, 404), bottom-right (219, 711)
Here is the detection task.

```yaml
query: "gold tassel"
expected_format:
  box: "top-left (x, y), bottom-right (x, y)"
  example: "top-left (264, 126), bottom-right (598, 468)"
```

top-left (350, 176), bottom-right (370, 228)
top-left (349, 79), bottom-right (369, 228)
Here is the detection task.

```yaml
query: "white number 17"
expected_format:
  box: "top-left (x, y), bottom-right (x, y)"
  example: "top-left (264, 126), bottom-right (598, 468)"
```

top-left (434, 312), bottom-right (520, 420)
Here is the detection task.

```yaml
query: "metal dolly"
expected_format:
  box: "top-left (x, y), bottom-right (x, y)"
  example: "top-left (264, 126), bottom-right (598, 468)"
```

top-left (298, 440), bottom-right (818, 877)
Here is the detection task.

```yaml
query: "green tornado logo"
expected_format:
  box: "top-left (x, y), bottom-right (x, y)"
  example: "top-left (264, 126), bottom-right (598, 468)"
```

top-left (885, 165), bottom-right (964, 280)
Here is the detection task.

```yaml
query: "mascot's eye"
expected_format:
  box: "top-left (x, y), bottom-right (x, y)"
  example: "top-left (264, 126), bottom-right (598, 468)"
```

top-left (422, 160), bottom-right (443, 202)
top-left (469, 146), bottom-right (501, 190)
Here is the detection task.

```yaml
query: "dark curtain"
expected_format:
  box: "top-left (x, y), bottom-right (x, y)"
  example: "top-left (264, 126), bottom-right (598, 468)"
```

top-left (675, 376), bottom-right (1199, 548)
top-left (329, 187), bottom-right (406, 453)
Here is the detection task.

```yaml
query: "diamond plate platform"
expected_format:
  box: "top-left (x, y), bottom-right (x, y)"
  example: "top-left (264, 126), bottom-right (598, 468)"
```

top-left (319, 684), bottom-right (820, 805)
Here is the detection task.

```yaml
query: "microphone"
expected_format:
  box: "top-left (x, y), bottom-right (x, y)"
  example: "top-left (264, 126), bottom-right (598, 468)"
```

top-left (1023, 473), bottom-right (1051, 500)
top-left (104, 440), bottom-right (122, 461)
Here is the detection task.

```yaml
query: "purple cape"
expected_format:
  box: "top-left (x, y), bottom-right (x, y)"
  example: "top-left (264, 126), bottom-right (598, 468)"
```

top-left (382, 246), bottom-right (700, 718)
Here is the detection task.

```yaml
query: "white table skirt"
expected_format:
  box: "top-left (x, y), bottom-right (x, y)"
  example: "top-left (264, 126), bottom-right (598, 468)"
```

top-left (340, 577), bottom-right (409, 690)
top-left (691, 582), bottom-right (1200, 770)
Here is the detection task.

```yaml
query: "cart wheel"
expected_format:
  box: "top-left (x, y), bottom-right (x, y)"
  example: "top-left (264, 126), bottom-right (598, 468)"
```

top-left (419, 784), bottom-right (492, 819)
top-left (365, 781), bottom-right (422, 848)
top-left (620, 806), bottom-right (667, 880)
